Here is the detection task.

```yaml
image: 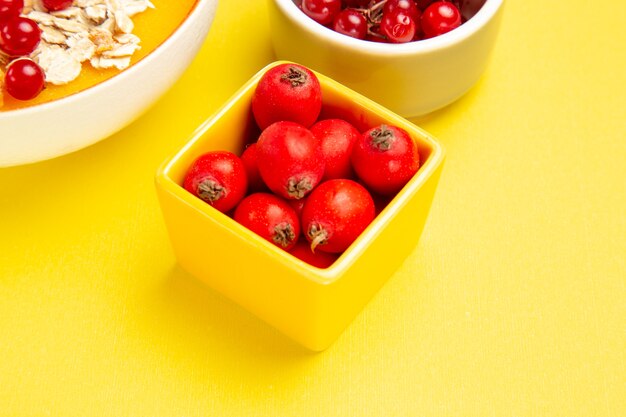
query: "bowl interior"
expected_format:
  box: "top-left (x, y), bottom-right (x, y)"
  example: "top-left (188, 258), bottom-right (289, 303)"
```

top-left (275, 0), bottom-right (502, 54)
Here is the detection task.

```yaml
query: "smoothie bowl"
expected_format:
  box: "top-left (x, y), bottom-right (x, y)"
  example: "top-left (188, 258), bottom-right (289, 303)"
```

top-left (0, 0), bottom-right (219, 167)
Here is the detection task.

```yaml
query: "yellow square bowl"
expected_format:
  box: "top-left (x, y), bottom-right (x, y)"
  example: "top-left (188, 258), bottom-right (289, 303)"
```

top-left (155, 61), bottom-right (445, 351)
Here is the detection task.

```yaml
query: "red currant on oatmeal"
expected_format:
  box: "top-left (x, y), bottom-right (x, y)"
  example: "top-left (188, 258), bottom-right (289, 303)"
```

top-left (333, 8), bottom-right (367, 40)
top-left (380, 9), bottom-right (417, 43)
top-left (0, 16), bottom-right (41, 56)
top-left (421, 0), bottom-right (461, 38)
top-left (301, 0), bottom-right (342, 26)
top-left (42, 0), bottom-right (73, 12)
top-left (4, 58), bottom-right (45, 100)
top-left (0, 0), bottom-right (23, 20)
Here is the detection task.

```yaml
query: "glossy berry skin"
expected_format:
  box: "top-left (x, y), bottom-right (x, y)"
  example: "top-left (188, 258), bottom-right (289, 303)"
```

top-left (256, 121), bottom-right (325, 200)
top-left (380, 9), bottom-right (417, 43)
top-left (301, 0), bottom-right (341, 26)
top-left (289, 239), bottom-right (337, 268)
top-left (0, 0), bottom-right (23, 20)
top-left (383, 0), bottom-right (421, 22)
top-left (333, 8), bottom-right (367, 40)
top-left (251, 63), bottom-right (322, 130)
top-left (343, 0), bottom-right (370, 7)
top-left (421, 1), bottom-right (461, 38)
top-left (302, 179), bottom-right (375, 254)
top-left (0, 16), bottom-right (41, 56)
top-left (4, 58), bottom-right (45, 100)
top-left (42, 0), bottom-right (73, 12)
top-left (351, 124), bottom-right (420, 195)
top-left (183, 151), bottom-right (248, 213)
top-left (310, 118), bottom-right (360, 180)
top-left (234, 193), bottom-right (301, 250)
top-left (240, 143), bottom-right (266, 192)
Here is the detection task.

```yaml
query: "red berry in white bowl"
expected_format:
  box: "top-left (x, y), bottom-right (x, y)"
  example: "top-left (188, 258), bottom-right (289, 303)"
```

top-left (333, 8), bottom-right (368, 40)
top-left (251, 63), bottom-right (322, 130)
top-left (4, 58), bottom-right (45, 100)
top-left (301, 0), bottom-right (342, 26)
top-left (421, 1), bottom-right (461, 38)
top-left (380, 8), bottom-right (417, 43)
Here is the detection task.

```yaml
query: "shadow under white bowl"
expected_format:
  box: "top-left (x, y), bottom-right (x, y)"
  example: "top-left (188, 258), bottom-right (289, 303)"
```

top-left (0, 0), bottom-right (219, 168)
top-left (268, 0), bottom-right (504, 118)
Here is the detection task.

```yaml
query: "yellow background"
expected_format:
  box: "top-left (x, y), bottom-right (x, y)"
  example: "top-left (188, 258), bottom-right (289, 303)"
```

top-left (1, 0), bottom-right (625, 415)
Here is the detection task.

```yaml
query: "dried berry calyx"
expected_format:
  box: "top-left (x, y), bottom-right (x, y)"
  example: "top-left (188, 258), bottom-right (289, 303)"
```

top-left (369, 125), bottom-right (395, 150)
top-left (197, 179), bottom-right (225, 203)
top-left (280, 66), bottom-right (309, 87)
top-left (286, 177), bottom-right (314, 199)
top-left (273, 223), bottom-right (297, 248)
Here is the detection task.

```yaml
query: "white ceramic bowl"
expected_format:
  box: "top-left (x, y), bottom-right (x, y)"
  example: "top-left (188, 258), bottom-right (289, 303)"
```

top-left (268, 0), bottom-right (504, 118)
top-left (0, 0), bottom-right (219, 167)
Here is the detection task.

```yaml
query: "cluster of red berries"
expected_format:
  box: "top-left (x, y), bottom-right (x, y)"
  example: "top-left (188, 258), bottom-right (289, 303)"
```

top-left (183, 64), bottom-right (420, 268)
top-left (297, 0), bottom-right (463, 43)
top-left (0, 0), bottom-right (71, 101)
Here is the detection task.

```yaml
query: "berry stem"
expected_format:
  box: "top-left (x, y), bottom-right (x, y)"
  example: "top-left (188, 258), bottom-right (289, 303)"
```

top-left (307, 223), bottom-right (328, 253)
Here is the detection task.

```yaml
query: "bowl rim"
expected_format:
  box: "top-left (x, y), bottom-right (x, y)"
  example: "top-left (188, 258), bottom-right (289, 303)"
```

top-left (156, 60), bottom-right (446, 285)
top-left (0, 0), bottom-right (213, 118)
top-left (272, 0), bottom-right (504, 55)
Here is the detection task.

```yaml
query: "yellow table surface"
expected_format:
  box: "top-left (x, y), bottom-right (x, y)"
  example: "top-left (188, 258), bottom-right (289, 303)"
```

top-left (1, 1), bottom-right (624, 415)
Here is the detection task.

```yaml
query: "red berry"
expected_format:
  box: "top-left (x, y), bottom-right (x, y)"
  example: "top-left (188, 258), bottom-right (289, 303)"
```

top-left (251, 63), bottom-right (322, 130)
top-left (415, 0), bottom-right (436, 10)
top-left (301, 0), bottom-right (341, 26)
top-left (333, 9), bottom-right (368, 40)
top-left (42, 0), bottom-right (73, 11)
top-left (421, 1), bottom-right (461, 38)
top-left (351, 124), bottom-right (420, 195)
top-left (302, 179), bottom-right (375, 253)
top-left (0, 16), bottom-right (41, 56)
top-left (234, 193), bottom-right (301, 250)
top-left (183, 151), bottom-right (248, 213)
top-left (343, 0), bottom-right (370, 7)
top-left (289, 239), bottom-right (338, 268)
top-left (4, 58), bottom-right (45, 100)
top-left (288, 197), bottom-right (307, 218)
top-left (0, 0), bottom-right (23, 19)
top-left (256, 121), bottom-right (325, 200)
top-left (380, 9), bottom-right (417, 43)
top-left (310, 118), bottom-right (360, 180)
top-left (240, 143), bottom-right (266, 192)
top-left (383, 0), bottom-right (421, 22)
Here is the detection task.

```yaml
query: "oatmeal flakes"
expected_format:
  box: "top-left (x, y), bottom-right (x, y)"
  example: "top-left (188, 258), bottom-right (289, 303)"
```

top-left (67, 35), bottom-right (97, 62)
top-left (84, 5), bottom-right (108, 25)
top-left (36, 46), bottom-right (82, 85)
top-left (41, 26), bottom-right (67, 45)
